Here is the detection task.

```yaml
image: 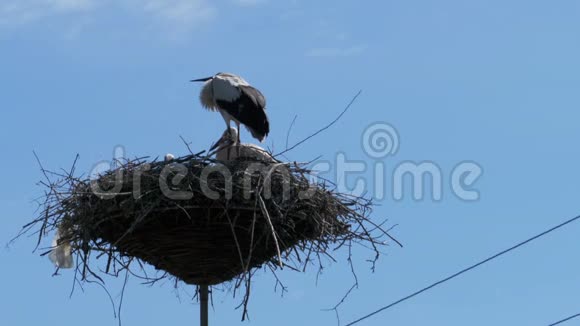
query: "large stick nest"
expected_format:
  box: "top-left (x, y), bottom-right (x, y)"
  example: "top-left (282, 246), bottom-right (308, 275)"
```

top-left (24, 152), bottom-right (395, 311)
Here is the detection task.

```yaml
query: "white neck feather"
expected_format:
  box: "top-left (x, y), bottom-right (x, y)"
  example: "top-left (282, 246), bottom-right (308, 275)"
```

top-left (199, 80), bottom-right (218, 111)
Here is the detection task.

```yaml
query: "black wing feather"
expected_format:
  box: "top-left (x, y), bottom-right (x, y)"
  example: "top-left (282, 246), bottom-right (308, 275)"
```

top-left (216, 86), bottom-right (269, 141)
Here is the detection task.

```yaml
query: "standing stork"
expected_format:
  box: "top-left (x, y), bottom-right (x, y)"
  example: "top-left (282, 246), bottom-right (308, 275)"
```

top-left (191, 72), bottom-right (269, 146)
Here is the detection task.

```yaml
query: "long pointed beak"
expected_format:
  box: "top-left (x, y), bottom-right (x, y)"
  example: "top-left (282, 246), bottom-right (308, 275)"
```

top-left (210, 136), bottom-right (235, 152)
top-left (190, 76), bottom-right (212, 82)
top-left (209, 140), bottom-right (222, 152)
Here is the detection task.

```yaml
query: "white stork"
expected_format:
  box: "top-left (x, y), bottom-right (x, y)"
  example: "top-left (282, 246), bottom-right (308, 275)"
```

top-left (164, 153), bottom-right (175, 162)
top-left (210, 127), bottom-right (276, 162)
top-left (191, 72), bottom-right (269, 145)
top-left (48, 226), bottom-right (73, 269)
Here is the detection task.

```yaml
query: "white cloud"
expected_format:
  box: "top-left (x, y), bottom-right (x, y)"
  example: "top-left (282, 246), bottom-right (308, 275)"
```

top-left (47, 0), bottom-right (95, 11)
top-left (0, 0), bottom-right (216, 37)
top-left (233, 0), bottom-right (266, 6)
top-left (140, 0), bottom-right (215, 27)
top-left (131, 0), bottom-right (216, 41)
top-left (306, 45), bottom-right (367, 58)
top-left (0, 0), bottom-right (95, 26)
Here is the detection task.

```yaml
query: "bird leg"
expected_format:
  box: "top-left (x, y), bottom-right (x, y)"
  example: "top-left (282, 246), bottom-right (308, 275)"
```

top-left (235, 121), bottom-right (241, 157)
top-left (225, 121), bottom-right (231, 161)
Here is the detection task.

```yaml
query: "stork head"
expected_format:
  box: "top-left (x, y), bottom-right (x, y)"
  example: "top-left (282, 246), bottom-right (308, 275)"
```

top-left (191, 75), bottom-right (217, 110)
top-left (191, 72), bottom-right (239, 83)
top-left (210, 127), bottom-right (239, 151)
top-left (164, 153), bottom-right (175, 162)
top-left (190, 76), bottom-right (213, 83)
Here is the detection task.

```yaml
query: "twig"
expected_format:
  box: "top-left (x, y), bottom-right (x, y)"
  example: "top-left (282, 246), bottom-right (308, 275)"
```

top-left (179, 135), bottom-right (194, 155)
top-left (117, 268), bottom-right (130, 326)
top-left (285, 115), bottom-right (298, 150)
top-left (258, 194), bottom-right (283, 268)
top-left (274, 90), bottom-right (362, 158)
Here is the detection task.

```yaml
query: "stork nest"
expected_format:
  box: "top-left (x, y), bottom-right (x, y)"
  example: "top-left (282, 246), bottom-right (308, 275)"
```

top-left (23, 152), bottom-right (396, 315)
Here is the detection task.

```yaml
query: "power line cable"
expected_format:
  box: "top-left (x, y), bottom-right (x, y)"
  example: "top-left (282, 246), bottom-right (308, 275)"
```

top-left (547, 312), bottom-right (580, 326)
top-left (345, 214), bottom-right (580, 326)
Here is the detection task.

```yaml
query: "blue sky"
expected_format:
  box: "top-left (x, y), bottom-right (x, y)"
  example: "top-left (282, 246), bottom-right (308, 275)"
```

top-left (2, 0), bottom-right (580, 325)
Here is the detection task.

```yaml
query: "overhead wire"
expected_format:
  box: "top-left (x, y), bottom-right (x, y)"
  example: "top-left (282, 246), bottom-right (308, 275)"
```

top-left (345, 214), bottom-right (580, 326)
